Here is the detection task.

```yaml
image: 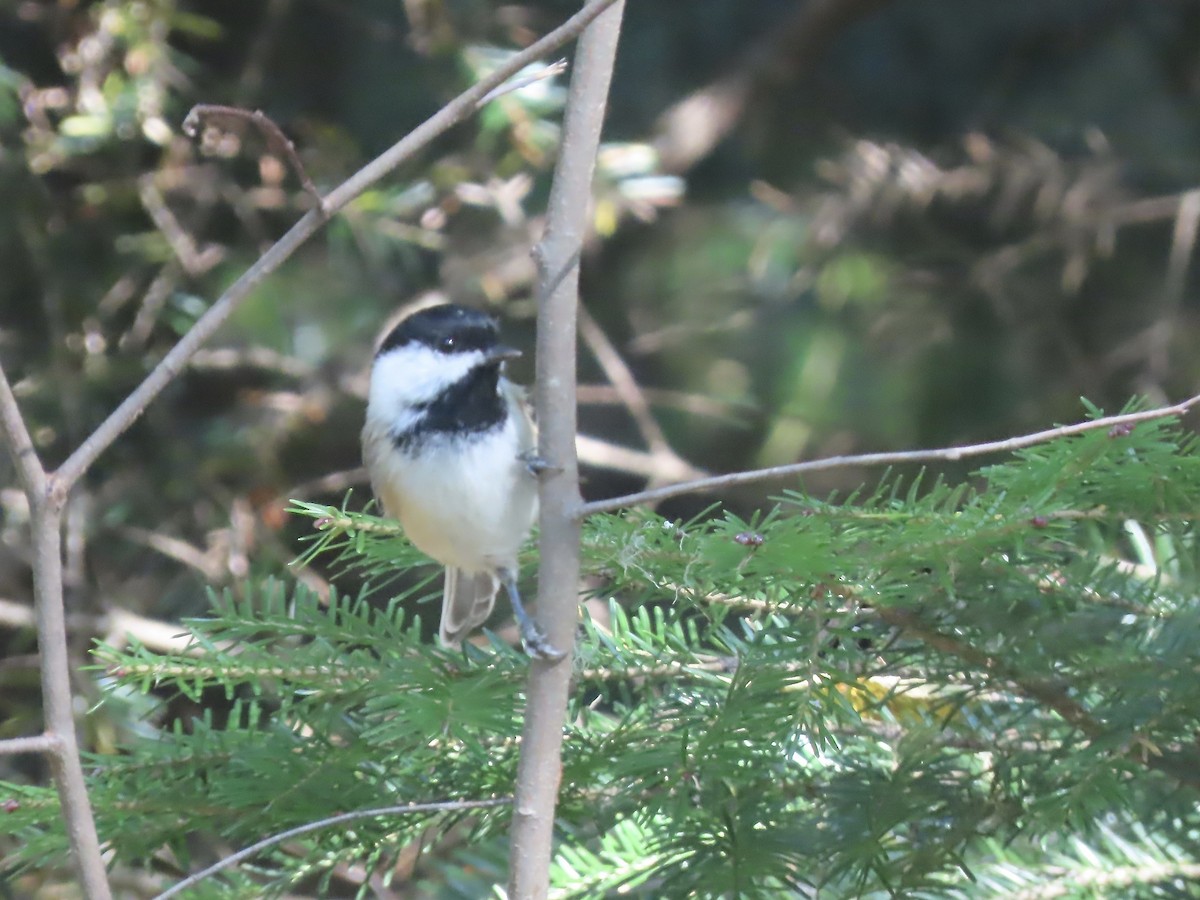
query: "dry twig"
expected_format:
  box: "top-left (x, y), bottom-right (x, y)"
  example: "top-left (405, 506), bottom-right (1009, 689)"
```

top-left (182, 103), bottom-right (326, 214)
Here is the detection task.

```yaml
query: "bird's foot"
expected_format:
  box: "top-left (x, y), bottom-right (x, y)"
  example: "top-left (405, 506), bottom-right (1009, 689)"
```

top-left (519, 621), bottom-right (566, 662)
top-left (501, 567), bottom-right (567, 662)
top-left (519, 450), bottom-right (560, 478)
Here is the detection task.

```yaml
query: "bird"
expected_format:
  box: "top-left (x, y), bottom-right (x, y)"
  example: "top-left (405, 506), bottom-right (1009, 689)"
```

top-left (361, 303), bottom-right (562, 659)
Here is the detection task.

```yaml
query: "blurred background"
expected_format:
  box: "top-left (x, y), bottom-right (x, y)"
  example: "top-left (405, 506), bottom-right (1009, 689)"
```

top-left (1, 0), bottom-right (1199, 804)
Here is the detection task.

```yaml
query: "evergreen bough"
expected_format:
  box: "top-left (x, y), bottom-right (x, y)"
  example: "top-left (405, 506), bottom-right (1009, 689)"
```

top-left (5, 404), bottom-right (1200, 897)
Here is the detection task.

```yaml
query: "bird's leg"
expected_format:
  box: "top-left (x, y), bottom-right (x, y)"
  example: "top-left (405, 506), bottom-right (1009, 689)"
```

top-left (518, 449), bottom-right (560, 478)
top-left (499, 567), bottom-right (565, 661)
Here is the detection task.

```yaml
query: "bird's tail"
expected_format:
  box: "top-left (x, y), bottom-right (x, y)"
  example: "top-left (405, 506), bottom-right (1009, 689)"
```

top-left (440, 567), bottom-right (499, 648)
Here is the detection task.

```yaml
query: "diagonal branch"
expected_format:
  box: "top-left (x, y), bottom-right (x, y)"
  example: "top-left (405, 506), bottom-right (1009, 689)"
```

top-left (51, 0), bottom-right (623, 504)
top-left (579, 392), bottom-right (1200, 516)
top-left (0, 363), bottom-right (46, 500)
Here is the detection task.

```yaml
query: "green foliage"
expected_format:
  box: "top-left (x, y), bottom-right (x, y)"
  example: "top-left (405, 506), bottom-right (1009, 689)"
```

top-left (6, 409), bottom-right (1200, 896)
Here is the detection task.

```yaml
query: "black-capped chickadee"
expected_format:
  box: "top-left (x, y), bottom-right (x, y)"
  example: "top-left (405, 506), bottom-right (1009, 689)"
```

top-left (361, 304), bottom-right (562, 659)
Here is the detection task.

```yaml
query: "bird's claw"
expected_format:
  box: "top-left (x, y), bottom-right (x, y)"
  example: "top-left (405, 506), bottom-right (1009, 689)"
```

top-left (519, 450), bottom-right (560, 477)
top-left (520, 622), bottom-right (566, 662)
top-left (501, 566), bottom-right (566, 661)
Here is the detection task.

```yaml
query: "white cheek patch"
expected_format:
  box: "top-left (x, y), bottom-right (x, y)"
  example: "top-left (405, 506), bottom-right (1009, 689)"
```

top-left (367, 345), bottom-right (485, 421)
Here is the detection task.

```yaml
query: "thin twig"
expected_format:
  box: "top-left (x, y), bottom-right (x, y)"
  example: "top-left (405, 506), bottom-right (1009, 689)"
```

top-left (153, 798), bottom-right (511, 900)
top-left (579, 392), bottom-right (1200, 516)
top-left (50, 0), bottom-right (623, 506)
top-left (477, 58), bottom-right (569, 107)
top-left (284, 465), bottom-right (368, 499)
top-left (183, 104), bottom-right (326, 214)
top-left (137, 175), bottom-right (226, 275)
top-left (577, 382), bottom-right (757, 424)
top-left (576, 655), bottom-right (736, 683)
top-left (189, 345), bottom-right (317, 379)
top-left (1148, 188), bottom-right (1200, 381)
top-left (116, 525), bottom-right (225, 581)
top-left (0, 598), bottom-right (195, 655)
top-left (509, 3), bottom-right (626, 898)
top-left (119, 260), bottom-right (181, 351)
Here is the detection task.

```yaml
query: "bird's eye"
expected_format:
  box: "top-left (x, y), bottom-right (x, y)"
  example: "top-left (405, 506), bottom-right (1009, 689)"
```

top-left (439, 336), bottom-right (456, 351)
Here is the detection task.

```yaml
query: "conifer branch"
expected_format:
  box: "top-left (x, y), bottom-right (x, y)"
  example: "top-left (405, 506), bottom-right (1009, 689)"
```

top-left (877, 605), bottom-right (1200, 791)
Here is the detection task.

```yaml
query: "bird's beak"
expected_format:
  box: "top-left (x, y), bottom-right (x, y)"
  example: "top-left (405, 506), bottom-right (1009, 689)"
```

top-left (486, 344), bottom-right (522, 364)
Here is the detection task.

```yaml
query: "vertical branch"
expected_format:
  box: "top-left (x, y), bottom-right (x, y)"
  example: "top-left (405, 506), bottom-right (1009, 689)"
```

top-left (31, 502), bottom-right (112, 899)
top-left (509, 2), bottom-right (626, 898)
top-left (0, 367), bottom-right (112, 898)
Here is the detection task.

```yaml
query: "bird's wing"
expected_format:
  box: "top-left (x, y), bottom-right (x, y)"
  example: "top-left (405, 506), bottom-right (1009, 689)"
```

top-left (502, 379), bottom-right (537, 449)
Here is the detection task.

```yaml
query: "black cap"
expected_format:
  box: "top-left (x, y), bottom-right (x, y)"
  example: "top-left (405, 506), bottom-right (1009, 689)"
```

top-left (378, 304), bottom-right (504, 357)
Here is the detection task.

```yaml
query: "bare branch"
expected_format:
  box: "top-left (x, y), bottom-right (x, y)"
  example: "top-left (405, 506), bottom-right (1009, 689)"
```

top-left (0, 354), bottom-right (110, 894)
top-left (0, 733), bottom-right (63, 756)
top-left (579, 392), bottom-right (1200, 516)
top-left (189, 345), bottom-right (317, 379)
top-left (115, 525), bottom-right (226, 582)
top-left (118, 261), bottom-right (182, 351)
top-left (284, 465), bottom-right (368, 499)
top-left (577, 382), bottom-right (757, 424)
top-left (1148, 188), bottom-right (1200, 381)
top-left (509, 2), bottom-right (626, 897)
top-left (30, 504), bottom-right (112, 898)
top-left (138, 176), bottom-right (227, 275)
top-left (317, 0), bottom-right (619, 217)
top-left (154, 798), bottom-right (511, 900)
top-left (0, 598), bottom-right (195, 655)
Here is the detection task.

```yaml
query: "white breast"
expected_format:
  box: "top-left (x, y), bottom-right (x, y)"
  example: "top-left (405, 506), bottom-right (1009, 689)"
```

top-left (362, 408), bottom-right (537, 575)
